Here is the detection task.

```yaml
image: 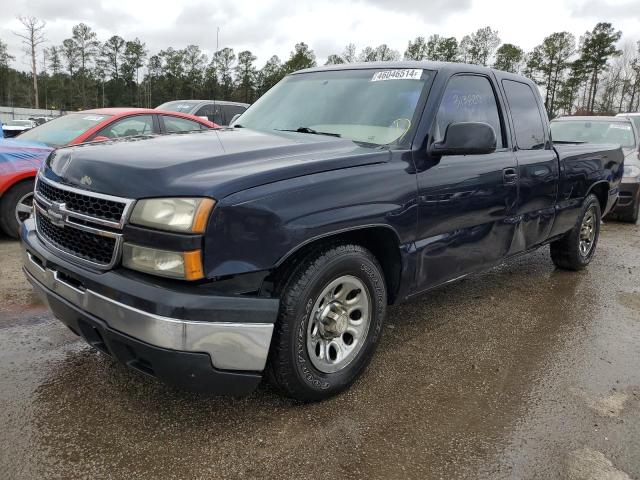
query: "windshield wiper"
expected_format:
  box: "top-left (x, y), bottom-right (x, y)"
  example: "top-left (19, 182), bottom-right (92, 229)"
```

top-left (553, 140), bottom-right (586, 144)
top-left (276, 127), bottom-right (341, 138)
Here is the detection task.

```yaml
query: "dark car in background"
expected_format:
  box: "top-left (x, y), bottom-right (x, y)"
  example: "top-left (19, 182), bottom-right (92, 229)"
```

top-left (156, 100), bottom-right (249, 126)
top-left (551, 116), bottom-right (640, 223)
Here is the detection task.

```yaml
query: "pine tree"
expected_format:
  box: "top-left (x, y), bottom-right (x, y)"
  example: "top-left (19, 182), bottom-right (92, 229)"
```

top-left (494, 43), bottom-right (524, 73)
top-left (404, 37), bottom-right (428, 61)
top-left (235, 50), bottom-right (257, 103)
top-left (526, 32), bottom-right (575, 114)
top-left (283, 43), bottom-right (316, 73)
top-left (579, 23), bottom-right (622, 113)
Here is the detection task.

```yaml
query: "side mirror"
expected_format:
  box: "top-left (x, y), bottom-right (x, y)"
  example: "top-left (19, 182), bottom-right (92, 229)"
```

top-left (91, 136), bottom-right (110, 143)
top-left (229, 113), bottom-right (242, 126)
top-left (431, 122), bottom-right (497, 156)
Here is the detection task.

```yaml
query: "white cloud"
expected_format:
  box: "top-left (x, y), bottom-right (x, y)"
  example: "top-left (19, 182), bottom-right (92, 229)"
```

top-left (0, 0), bottom-right (638, 71)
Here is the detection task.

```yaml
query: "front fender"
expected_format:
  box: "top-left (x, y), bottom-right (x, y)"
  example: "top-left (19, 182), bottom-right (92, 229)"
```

top-left (203, 159), bottom-right (418, 278)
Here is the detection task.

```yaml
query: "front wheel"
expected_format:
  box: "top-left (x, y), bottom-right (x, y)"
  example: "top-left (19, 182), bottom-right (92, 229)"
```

top-left (0, 180), bottom-right (34, 238)
top-left (550, 193), bottom-right (601, 271)
top-left (267, 244), bottom-right (387, 402)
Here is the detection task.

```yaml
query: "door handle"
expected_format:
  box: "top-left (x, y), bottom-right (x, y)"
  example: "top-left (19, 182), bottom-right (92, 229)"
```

top-left (503, 168), bottom-right (518, 185)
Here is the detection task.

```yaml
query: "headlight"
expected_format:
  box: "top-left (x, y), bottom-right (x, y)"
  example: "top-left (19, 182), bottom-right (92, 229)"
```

top-left (122, 243), bottom-right (204, 280)
top-left (130, 197), bottom-right (215, 233)
top-left (623, 165), bottom-right (640, 178)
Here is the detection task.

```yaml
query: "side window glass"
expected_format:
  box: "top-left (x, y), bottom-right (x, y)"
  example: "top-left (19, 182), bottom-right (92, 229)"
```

top-left (205, 105), bottom-right (223, 125)
top-left (229, 105), bottom-right (247, 120)
top-left (222, 106), bottom-right (235, 125)
top-left (195, 105), bottom-right (211, 120)
top-left (163, 116), bottom-right (204, 133)
top-left (503, 80), bottom-right (546, 150)
top-left (435, 75), bottom-right (504, 148)
top-left (98, 115), bottom-right (153, 139)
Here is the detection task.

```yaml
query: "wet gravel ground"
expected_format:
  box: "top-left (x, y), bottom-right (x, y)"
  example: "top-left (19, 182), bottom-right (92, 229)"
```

top-left (1, 220), bottom-right (639, 480)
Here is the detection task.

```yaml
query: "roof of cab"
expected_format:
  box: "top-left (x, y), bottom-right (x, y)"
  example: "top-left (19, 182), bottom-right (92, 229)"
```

top-left (292, 60), bottom-right (531, 81)
top-left (552, 115), bottom-right (634, 122)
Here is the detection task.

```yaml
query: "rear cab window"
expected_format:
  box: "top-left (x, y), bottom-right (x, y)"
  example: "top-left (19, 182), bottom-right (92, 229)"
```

top-left (502, 80), bottom-right (546, 150)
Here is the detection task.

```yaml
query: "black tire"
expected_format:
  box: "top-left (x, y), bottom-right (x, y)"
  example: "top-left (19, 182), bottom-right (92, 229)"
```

top-left (550, 193), bottom-right (601, 271)
top-left (267, 243), bottom-right (387, 402)
top-left (0, 180), bottom-right (34, 238)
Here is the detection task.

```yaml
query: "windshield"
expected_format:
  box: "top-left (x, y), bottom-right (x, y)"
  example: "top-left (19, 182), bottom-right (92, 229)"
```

top-left (237, 68), bottom-right (432, 146)
top-left (156, 101), bottom-right (200, 113)
top-left (551, 120), bottom-right (636, 148)
top-left (16, 113), bottom-right (110, 147)
top-left (622, 115), bottom-right (640, 133)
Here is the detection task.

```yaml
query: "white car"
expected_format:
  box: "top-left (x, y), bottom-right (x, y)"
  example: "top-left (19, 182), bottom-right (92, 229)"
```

top-left (2, 119), bottom-right (37, 138)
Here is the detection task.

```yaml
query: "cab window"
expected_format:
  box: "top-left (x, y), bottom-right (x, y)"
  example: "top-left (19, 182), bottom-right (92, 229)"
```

top-left (502, 80), bottom-right (546, 150)
top-left (195, 104), bottom-right (223, 125)
top-left (97, 115), bottom-right (154, 139)
top-left (434, 75), bottom-right (504, 148)
top-left (163, 116), bottom-right (206, 133)
top-left (223, 105), bottom-right (247, 124)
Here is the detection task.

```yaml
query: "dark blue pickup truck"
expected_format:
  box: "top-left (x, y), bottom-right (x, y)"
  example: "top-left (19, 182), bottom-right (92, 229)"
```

top-left (21, 62), bottom-right (623, 401)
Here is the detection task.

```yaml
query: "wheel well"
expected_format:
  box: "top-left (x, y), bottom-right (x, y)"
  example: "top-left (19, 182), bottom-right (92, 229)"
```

top-left (268, 227), bottom-right (403, 304)
top-left (589, 182), bottom-right (609, 214)
top-left (0, 175), bottom-right (35, 198)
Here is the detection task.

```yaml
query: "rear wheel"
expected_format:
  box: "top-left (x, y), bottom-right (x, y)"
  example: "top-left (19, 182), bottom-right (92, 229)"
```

top-left (550, 193), bottom-right (601, 271)
top-left (0, 180), bottom-right (34, 238)
top-left (267, 244), bottom-right (387, 402)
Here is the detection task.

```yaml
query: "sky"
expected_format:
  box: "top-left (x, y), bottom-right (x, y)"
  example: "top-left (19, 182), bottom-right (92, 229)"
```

top-left (1, 0), bottom-right (639, 71)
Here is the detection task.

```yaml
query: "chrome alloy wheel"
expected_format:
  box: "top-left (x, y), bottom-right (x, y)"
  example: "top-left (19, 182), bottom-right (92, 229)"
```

top-left (579, 205), bottom-right (597, 256)
top-left (14, 191), bottom-right (34, 225)
top-left (306, 275), bottom-right (372, 374)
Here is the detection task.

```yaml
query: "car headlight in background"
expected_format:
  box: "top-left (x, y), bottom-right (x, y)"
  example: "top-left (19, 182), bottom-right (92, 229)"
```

top-left (623, 165), bottom-right (640, 178)
top-left (129, 197), bottom-right (215, 233)
top-left (122, 243), bottom-right (204, 280)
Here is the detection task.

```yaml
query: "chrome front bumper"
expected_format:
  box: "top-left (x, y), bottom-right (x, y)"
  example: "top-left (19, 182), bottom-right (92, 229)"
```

top-left (23, 248), bottom-right (274, 372)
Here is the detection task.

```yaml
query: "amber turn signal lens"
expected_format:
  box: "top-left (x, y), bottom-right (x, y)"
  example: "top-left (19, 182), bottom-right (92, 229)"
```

top-left (192, 198), bottom-right (216, 233)
top-left (183, 249), bottom-right (205, 280)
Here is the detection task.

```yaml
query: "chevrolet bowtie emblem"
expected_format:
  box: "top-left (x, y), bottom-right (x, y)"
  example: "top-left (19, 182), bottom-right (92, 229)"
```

top-left (47, 201), bottom-right (66, 227)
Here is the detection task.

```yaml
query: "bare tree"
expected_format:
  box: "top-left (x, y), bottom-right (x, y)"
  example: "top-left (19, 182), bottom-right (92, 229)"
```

top-left (14, 16), bottom-right (46, 108)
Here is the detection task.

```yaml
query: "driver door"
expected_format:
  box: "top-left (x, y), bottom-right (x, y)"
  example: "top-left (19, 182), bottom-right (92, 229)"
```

top-left (413, 73), bottom-right (518, 292)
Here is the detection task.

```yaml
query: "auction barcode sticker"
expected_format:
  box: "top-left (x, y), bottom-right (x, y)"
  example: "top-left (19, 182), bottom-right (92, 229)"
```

top-left (371, 69), bottom-right (423, 82)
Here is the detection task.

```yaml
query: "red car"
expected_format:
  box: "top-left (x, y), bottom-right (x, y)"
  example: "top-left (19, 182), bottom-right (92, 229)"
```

top-left (0, 108), bottom-right (217, 237)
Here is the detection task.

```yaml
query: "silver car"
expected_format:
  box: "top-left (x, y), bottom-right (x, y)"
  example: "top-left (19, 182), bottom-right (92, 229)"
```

top-left (552, 115), bottom-right (640, 223)
top-left (156, 100), bottom-right (249, 126)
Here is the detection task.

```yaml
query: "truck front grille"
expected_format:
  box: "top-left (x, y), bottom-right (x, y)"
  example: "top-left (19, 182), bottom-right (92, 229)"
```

top-left (33, 176), bottom-right (134, 269)
top-left (36, 213), bottom-right (116, 266)
top-left (37, 179), bottom-right (126, 223)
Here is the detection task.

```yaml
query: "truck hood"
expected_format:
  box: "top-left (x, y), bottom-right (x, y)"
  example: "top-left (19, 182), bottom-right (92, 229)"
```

top-left (43, 128), bottom-right (389, 199)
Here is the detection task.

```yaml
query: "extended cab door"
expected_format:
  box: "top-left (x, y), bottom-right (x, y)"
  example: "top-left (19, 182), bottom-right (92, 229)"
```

top-left (413, 73), bottom-right (518, 291)
top-left (501, 79), bottom-right (559, 252)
